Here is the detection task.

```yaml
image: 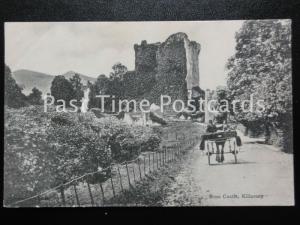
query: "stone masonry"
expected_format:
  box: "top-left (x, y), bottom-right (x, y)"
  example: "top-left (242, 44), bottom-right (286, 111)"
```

top-left (123, 32), bottom-right (202, 112)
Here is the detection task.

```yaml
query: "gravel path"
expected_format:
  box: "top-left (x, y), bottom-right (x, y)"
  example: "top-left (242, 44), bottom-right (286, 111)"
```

top-left (162, 132), bottom-right (294, 206)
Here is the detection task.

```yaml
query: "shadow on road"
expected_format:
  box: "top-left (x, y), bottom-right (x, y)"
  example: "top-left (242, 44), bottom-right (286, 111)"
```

top-left (243, 140), bottom-right (266, 144)
top-left (208, 161), bottom-right (257, 166)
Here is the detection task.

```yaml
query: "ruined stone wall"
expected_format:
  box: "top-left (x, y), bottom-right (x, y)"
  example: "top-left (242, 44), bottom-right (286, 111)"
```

top-left (185, 40), bottom-right (201, 90)
top-left (126, 33), bottom-right (201, 110)
top-left (157, 33), bottom-right (188, 99)
top-left (134, 40), bottom-right (160, 73)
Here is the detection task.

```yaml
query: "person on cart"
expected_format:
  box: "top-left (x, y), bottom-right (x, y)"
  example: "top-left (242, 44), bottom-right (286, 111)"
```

top-left (206, 119), bottom-right (217, 133)
top-left (200, 119), bottom-right (242, 164)
top-left (202, 120), bottom-right (227, 163)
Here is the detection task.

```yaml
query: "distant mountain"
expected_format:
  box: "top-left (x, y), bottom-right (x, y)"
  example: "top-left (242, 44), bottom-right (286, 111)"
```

top-left (61, 71), bottom-right (96, 83)
top-left (12, 69), bottom-right (96, 95)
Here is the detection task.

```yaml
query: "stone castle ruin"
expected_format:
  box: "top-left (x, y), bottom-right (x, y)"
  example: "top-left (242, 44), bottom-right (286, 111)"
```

top-left (89, 32), bottom-right (205, 123)
top-left (121, 32), bottom-right (204, 111)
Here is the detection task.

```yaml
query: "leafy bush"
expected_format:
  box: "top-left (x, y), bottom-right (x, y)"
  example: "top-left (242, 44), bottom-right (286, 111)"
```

top-left (4, 106), bottom-right (54, 204)
top-left (27, 87), bottom-right (43, 105)
top-left (88, 116), bottom-right (162, 162)
top-left (5, 65), bottom-right (28, 108)
top-left (4, 105), bottom-right (162, 204)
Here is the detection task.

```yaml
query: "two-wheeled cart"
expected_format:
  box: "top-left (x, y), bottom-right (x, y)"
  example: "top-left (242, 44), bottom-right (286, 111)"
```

top-left (202, 131), bottom-right (239, 165)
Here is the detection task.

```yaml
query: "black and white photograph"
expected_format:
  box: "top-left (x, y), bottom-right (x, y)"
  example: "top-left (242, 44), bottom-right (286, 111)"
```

top-left (4, 20), bottom-right (294, 207)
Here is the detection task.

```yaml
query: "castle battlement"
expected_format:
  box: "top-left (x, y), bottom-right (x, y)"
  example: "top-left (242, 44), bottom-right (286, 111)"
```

top-left (134, 32), bottom-right (201, 91)
top-left (123, 33), bottom-right (202, 111)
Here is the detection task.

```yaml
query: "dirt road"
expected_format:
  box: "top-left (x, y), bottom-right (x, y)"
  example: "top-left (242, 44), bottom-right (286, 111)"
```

top-left (161, 132), bottom-right (294, 206)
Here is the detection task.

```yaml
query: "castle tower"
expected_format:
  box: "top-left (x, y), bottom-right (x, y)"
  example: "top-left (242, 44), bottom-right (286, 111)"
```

top-left (133, 33), bottom-right (201, 111)
top-left (134, 40), bottom-right (160, 73)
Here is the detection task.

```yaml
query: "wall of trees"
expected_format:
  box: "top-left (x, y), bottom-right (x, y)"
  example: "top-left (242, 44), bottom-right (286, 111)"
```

top-left (226, 20), bottom-right (292, 152)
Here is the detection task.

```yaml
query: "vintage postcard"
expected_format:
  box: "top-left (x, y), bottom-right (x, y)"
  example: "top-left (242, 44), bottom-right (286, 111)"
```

top-left (4, 20), bottom-right (294, 207)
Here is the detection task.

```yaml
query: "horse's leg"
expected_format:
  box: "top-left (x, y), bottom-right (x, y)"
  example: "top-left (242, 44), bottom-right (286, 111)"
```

top-left (216, 143), bottom-right (220, 162)
top-left (220, 142), bottom-right (225, 162)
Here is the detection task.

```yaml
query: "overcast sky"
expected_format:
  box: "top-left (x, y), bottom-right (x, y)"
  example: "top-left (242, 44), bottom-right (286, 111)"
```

top-left (5, 21), bottom-right (243, 90)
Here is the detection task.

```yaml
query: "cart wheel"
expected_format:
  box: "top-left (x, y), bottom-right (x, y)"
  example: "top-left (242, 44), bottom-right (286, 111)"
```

top-left (234, 151), bottom-right (237, 164)
top-left (234, 141), bottom-right (238, 164)
top-left (206, 142), bottom-right (211, 165)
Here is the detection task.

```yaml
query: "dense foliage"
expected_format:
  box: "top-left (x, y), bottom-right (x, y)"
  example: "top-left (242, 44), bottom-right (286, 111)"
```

top-left (5, 65), bottom-right (28, 108)
top-left (27, 87), bottom-right (43, 105)
top-left (50, 75), bottom-right (75, 106)
top-left (88, 62), bottom-right (161, 111)
top-left (89, 63), bottom-right (128, 111)
top-left (5, 64), bottom-right (44, 108)
top-left (226, 20), bottom-right (292, 151)
top-left (4, 105), bottom-right (161, 204)
top-left (69, 73), bottom-right (84, 107)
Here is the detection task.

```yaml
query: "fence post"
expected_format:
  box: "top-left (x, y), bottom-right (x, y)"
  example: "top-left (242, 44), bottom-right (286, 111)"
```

top-left (73, 184), bottom-right (80, 207)
top-left (174, 148), bottom-right (176, 160)
top-left (156, 152), bottom-right (159, 169)
top-left (132, 166), bottom-right (136, 183)
top-left (36, 195), bottom-right (42, 207)
top-left (172, 149), bottom-right (174, 161)
top-left (110, 176), bottom-right (116, 198)
top-left (99, 182), bottom-right (105, 205)
top-left (166, 148), bottom-right (168, 163)
top-left (165, 148), bottom-right (167, 163)
top-left (117, 166), bottom-right (124, 193)
top-left (159, 151), bottom-right (161, 166)
top-left (152, 153), bottom-right (155, 171)
top-left (175, 148), bottom-right (176, 160)
top-left (87, 182), bottom-right (95, 206)
top-left (148, 153), bottom-right (151, 173)
top-left (59, 186), bottom-right (66, 207)
top-left (172, 148), bottom-right (174, 161)
top-left (160, 151), bottom-right (162, 166)
top-left (174, 149), bottom-right (175, 161)
top-left (143, 156), bottom-right (146, 176)
top-left (125, 161), bottom-right (131, 188)
top-left (174, 146), bottom-right (176, 159)
top-left (138, 159), bottom-right (142, 180)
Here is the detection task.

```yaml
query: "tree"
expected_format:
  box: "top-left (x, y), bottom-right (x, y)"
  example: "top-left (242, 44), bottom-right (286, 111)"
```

top-left (69, 74), bottom-right (84, 107)
top-left (50, 75), bottom-right (75, 106)
top-left (95, 74), bottom-right (110, 93)
top-left (88, 74), bottom-right (111, 111)
top-left (226, 20), bottom-right (292, 151)
top-left (108, 63), bottom-right (128, 108)
top-left (110, 62), bottom-right (128, 79)
top-left (5, 64), bottom-right (27, 108)
top-left (89, 63), bottom-right (129, 113)
top-left (27, 87), bottom-right (43, 105)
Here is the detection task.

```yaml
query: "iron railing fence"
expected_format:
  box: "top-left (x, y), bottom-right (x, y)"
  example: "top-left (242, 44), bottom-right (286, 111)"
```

top-left (7, 135), bottom-right (201, 207)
